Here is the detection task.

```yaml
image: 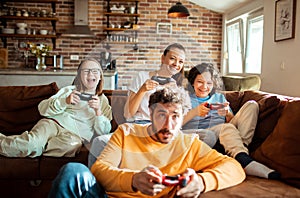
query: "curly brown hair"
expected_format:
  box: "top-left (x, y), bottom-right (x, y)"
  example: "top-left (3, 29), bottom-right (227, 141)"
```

top-left (187, 63), bottom-right (224, 96)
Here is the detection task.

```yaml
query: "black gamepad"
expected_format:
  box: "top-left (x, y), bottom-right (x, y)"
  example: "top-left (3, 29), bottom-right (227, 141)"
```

top-left (76, 93), bottom-right (94, 101)
top-left (161, 175), bottom-right (189, 187)
top-left (151, 76), bottom-right (172, 85)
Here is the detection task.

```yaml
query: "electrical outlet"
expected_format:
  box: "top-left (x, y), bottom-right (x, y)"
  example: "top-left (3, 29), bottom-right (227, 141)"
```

top-left (70, 55), bottom-right (79, 60)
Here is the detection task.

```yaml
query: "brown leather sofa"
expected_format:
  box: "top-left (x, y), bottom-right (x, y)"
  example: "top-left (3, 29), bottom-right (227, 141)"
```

top-left (0, 83), bottom-right (299, 197)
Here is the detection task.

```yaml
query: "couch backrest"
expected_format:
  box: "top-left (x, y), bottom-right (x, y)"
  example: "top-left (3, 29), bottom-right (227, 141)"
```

top-left (103, 89), bottom-right (288, 152)
top-left (0, 83), bottom-right (59, 135)
top-left (103, 90), bottom-right (128, 132)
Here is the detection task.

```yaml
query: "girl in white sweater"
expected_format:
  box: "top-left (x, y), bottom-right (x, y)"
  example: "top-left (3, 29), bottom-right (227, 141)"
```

top-left (0, 58), bottom-right (112, 157)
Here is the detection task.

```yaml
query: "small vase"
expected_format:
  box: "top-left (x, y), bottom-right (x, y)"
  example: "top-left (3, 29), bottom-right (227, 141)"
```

top-left (36, 56), bottom-right (47, 71)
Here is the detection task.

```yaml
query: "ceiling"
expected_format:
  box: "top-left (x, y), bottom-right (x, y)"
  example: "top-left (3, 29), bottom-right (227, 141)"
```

top-left (189, 0), bottom-right (253, 13)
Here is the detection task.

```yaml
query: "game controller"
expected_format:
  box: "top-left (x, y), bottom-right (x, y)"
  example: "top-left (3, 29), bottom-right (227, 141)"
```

top-left (206, 103), bottom-right (225, 110)
top-left (161, 175), bottom-right (190, 187)
top-left (76, 93), bottom-right (94, 101)
top-left (151, 76), bottom-right (172, 85)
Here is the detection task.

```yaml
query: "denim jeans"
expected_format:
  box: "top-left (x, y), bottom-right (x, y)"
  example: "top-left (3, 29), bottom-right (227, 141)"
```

top-left (48, 162), bottom-right (107, 198)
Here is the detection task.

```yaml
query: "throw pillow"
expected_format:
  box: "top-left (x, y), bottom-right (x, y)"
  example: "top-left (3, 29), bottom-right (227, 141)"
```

top-left (253, 100), bottom-right (300, 188)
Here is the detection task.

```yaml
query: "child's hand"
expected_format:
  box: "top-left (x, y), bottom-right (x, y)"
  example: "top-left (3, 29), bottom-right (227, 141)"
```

top-left (66, 90), bottom-right (81, 105)
top-left (196, 103), bottom-right (210, 117)
top-left (217, 102), bottom-right (230, 116)
top-left (88, 96), bottom-right (102, 116)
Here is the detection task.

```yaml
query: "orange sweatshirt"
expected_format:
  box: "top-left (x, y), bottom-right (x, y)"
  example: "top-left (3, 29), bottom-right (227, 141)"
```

top-left (91, 123), bottom-right (245, 197)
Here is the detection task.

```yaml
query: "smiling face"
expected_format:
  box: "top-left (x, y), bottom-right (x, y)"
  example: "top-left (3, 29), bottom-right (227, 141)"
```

top-left (160, 47), bottom-right (185, 76)
top-left (193, 71), bottom-right (214, 98)
top-left (78, 60), bottom-right (102, 93)
top-left (149, 102), bottom-right (183, 144)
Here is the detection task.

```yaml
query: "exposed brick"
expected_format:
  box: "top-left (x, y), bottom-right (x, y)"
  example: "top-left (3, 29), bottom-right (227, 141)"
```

top-left (2, 0), bottom-right (222, 88)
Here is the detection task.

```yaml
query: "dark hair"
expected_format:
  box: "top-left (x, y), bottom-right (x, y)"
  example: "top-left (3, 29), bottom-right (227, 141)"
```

top-left (163, 43), bottom-right (186, 56)
top-left (187, 63), bottom-right (223, 95)
top-left (73, 58), bottom-right (104, 95)
top-left (148, 87), bottom-right (184, 111)
top-left (163, 43), bottom-right (186, 86)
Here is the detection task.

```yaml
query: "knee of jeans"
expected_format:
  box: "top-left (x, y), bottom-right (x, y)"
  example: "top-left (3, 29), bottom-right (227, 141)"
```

top-left (60, 163), bottom-right (96, 189)
top-left (62, 162), bottom-right (89, 173)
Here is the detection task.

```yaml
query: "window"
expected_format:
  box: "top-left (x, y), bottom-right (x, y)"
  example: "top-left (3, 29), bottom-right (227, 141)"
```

top-left (226, 19), bottom-right (243, 74)
top-left (225, 10), bottom-right (264, 75)
top-left (245, 15), bottom-right (264, 74)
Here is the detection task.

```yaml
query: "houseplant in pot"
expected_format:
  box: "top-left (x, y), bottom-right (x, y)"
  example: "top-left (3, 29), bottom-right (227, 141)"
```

top-left (28, 42), bottom-right (52, 71)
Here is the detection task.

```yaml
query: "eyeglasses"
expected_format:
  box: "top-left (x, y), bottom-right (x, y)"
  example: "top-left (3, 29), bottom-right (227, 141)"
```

top-left (81, 68), bottom-right (101, 75)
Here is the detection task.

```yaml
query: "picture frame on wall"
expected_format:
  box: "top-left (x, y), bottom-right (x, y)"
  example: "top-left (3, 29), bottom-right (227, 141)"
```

top-left (274, 0), bottom-right (297, 42)
top-left (156, 23), bottom-right (172, 34)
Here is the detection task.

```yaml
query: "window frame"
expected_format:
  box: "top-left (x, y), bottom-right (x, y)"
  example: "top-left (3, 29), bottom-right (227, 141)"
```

top-left (244, 12), bottom-right (264, 74)
top-left (225, 19), bottom-right (244, 75)
top-left (224, 9), bottom-right (264, 76)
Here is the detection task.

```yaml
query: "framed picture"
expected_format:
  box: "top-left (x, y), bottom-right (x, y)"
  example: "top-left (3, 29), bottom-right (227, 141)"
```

top-left (274, 0), bottom-right (296, 42)
top-left (156, 23), bottom-right (172, 34)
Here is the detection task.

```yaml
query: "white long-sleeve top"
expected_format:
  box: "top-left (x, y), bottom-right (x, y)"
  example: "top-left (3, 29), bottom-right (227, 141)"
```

top-left (38, 85), bottom-right (112, 142)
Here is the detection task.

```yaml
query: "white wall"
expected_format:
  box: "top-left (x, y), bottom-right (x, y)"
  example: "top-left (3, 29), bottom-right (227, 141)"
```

top-left (224, 0), bottom-right (300, 97)
top-left (261, 0), bottom-right (300, 97)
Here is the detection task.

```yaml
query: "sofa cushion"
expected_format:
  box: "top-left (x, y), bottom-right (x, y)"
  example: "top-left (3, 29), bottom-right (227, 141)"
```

top-left (253, 99), bottom-right (300, 188)
top-left (0, 156), bottom-right (40, 179)
top-left (201, 176), bottom-right (300, 198)
top-left (224, 90), bottom-right (283, 152)
top-left (0, 83), bottom-right (59, 135)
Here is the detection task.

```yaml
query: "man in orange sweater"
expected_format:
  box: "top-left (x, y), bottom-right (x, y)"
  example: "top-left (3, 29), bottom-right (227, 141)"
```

top-left (49, 87), bottom-right (245, 198)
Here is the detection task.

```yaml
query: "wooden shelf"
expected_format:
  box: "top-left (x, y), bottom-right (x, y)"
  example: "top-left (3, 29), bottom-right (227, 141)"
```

top-left (0, 34), bottom-right (57, 38)
top-left (106, 41), bottom-right (138, 44)
top-left (3, 0), bottom-right (58, 2)
top-left (0, 15), bottom-right (59, 21)
top-left (108, 0), bottom-right (139, 2)
top-left (104, 13), bottom-right (140, 17)
top-left (104, 0), bottom-right (139, 50)
top-left (103, 27), bottom-right (137, 31)
top-left (0, 0), bottom-right (58, 48)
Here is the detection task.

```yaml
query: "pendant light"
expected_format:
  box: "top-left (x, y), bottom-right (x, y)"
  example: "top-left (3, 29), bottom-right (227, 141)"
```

top-left (168, 2), bottom-right (190, 18)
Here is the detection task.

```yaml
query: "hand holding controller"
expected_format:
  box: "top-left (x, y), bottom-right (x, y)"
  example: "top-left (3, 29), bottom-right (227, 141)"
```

top-left (76, 93), bottom-right (94, 101)
top-left (161, 175), bottom-right (190, 187)
top-left (151, 76), bottom-right (172, 85)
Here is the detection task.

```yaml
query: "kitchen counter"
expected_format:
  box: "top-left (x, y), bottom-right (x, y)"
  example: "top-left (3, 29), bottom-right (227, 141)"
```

top-left (0, 68), bottom-right (118, 89)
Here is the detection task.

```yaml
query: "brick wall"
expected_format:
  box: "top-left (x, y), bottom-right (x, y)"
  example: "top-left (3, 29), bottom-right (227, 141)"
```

top-left (1, 0), bottom-right (222, 89)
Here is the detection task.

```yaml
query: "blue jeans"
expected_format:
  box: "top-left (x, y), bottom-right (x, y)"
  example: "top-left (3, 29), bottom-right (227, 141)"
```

top-left (48, 162), bottom-right (107, 198)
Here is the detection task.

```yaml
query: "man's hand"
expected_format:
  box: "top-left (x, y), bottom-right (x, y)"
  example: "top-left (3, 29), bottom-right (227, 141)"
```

top-left (132, 165), bottom-right (165, 196)
top-left (176, 168), bottom-right (204, 198)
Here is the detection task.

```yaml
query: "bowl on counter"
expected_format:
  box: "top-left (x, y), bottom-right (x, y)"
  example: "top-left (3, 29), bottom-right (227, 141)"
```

top-left (40, 30), bottom-right (48, 35)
